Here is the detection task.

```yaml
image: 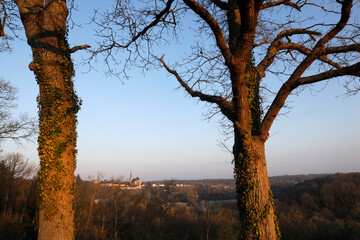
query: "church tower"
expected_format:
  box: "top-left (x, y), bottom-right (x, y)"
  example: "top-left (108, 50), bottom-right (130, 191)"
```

top-left (129, 170), bottom-right (133, 185)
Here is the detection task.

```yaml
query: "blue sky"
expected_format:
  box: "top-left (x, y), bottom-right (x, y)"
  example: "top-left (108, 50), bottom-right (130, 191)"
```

top-left (0, 1), bottom-right (359, 181)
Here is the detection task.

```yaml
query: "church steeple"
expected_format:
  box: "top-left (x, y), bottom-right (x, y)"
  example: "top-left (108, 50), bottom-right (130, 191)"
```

top-left (129, 170), bottom-right (133, 184)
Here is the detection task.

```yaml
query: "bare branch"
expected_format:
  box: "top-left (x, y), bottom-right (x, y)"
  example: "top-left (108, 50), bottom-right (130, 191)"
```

top-left (0, 24), bottom-right (4, 37)
top-left (210, 0), bottom-right (229, 10)
top-left (0, 79), bottom-right (37, 143)
top-left (296, 62), bottom-right (360, 86)
top-left (0, 3), bottom-right (4, 37)
top-left (182, 0), bottom-right (233, 66)
top-left (261, 0), bottom-right (302, 11)
top-left (70, 44), bottom-right (91, 53)
top-left (0, 114), bottom-right (37, 142)
top-left (285, 0), bottom-right (354, 82)
top-left (29, 44), bottom-right (91, 72)
top-left (0, 0), bottom-right (21, 41)
top-left (306, 2), bottom-right (340, 14)
top-left (280, 42), bottom-right (343, 69)
top-left (344, 78), bottom-right (360, 95)
top-left (256, 28), bottom-right (321, 77)
top-left (157, 55), bottom-right (235, 121)
top-left (114, 0), bottom-right (175, 49)
top-left (259, 0), bottom-right (355, 140)
top-left (325, 43), bottom-right (360, 55)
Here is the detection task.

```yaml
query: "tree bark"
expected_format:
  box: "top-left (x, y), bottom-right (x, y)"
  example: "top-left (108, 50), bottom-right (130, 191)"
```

top-left (14, 1), bottom-right (79, 239)
top-left (233, 135), bottom-right (279, 240)
top-left (232, 57), bottom-right (279, 239)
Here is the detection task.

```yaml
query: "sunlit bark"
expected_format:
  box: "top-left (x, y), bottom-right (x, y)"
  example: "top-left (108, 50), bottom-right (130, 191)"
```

top-left (14, 1), bottom-right (80, 239)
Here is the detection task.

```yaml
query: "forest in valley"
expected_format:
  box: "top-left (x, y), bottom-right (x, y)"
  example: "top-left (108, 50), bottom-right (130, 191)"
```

top-left (1, 154), bottom-right (359, 240)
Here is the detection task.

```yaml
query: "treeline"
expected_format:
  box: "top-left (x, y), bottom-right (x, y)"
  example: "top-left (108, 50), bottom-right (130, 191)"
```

top-left (155, 173), bottom-right (330, 187)
top-left (1, 155), bottom-right (360, 240)
top-left (75, 173), bottom-right (360, 240)
top-left (275, 173), bottom-right (360, 240)
top-left (75, 179), bottom-right (239, 240)
top-left (269, 174), bottom-right (329, 185)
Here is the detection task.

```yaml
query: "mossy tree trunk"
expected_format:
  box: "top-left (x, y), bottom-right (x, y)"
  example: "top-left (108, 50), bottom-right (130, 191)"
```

top-left (233, 134), bottom-right (279, 239)
top-left (226, 1), bottom-right (279, 237)
top-left (228, 59), bottom-right (279, 239)
top-left (14, 1), bottom-right (80, 239)
top-left (224, 57), bottom-right (277, 239)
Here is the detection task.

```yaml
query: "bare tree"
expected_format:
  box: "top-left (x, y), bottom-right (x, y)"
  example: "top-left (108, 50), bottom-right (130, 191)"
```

top-left (0, 153), bottom-right (37, 238)
top-left (1, 1), bottom-right (88, 239)
top-left (0, 78), bottom-right (36, 143)
top-left (94, 0), bottom-right (360, 239)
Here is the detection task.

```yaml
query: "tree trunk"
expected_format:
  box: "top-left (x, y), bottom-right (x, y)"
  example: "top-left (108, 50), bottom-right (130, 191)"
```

top-left (35, 37), bottom-right (78, 240)
top-left (14, 1), bottom-right (79, 239)
top-left (233, 135), bottom-right (280, 240)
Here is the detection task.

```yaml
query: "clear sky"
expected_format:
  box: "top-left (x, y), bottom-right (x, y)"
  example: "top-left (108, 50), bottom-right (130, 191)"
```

top-left (0, 1), bottom-right (359, 181)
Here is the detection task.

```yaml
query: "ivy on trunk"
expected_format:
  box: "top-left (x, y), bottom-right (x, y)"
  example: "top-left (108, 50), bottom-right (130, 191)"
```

top-left (14, 1), bottom-right (80, 239)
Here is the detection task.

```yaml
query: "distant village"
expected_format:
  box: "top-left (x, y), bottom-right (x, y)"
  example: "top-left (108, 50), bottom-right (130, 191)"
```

top-left (91, 171), bottom-right (236, 191)
top-left (92, 171), bottom-right (143, 190)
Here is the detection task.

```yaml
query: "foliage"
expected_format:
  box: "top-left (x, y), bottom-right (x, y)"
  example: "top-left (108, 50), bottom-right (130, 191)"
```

top-left (34, 35), bottom-right (81, 219)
